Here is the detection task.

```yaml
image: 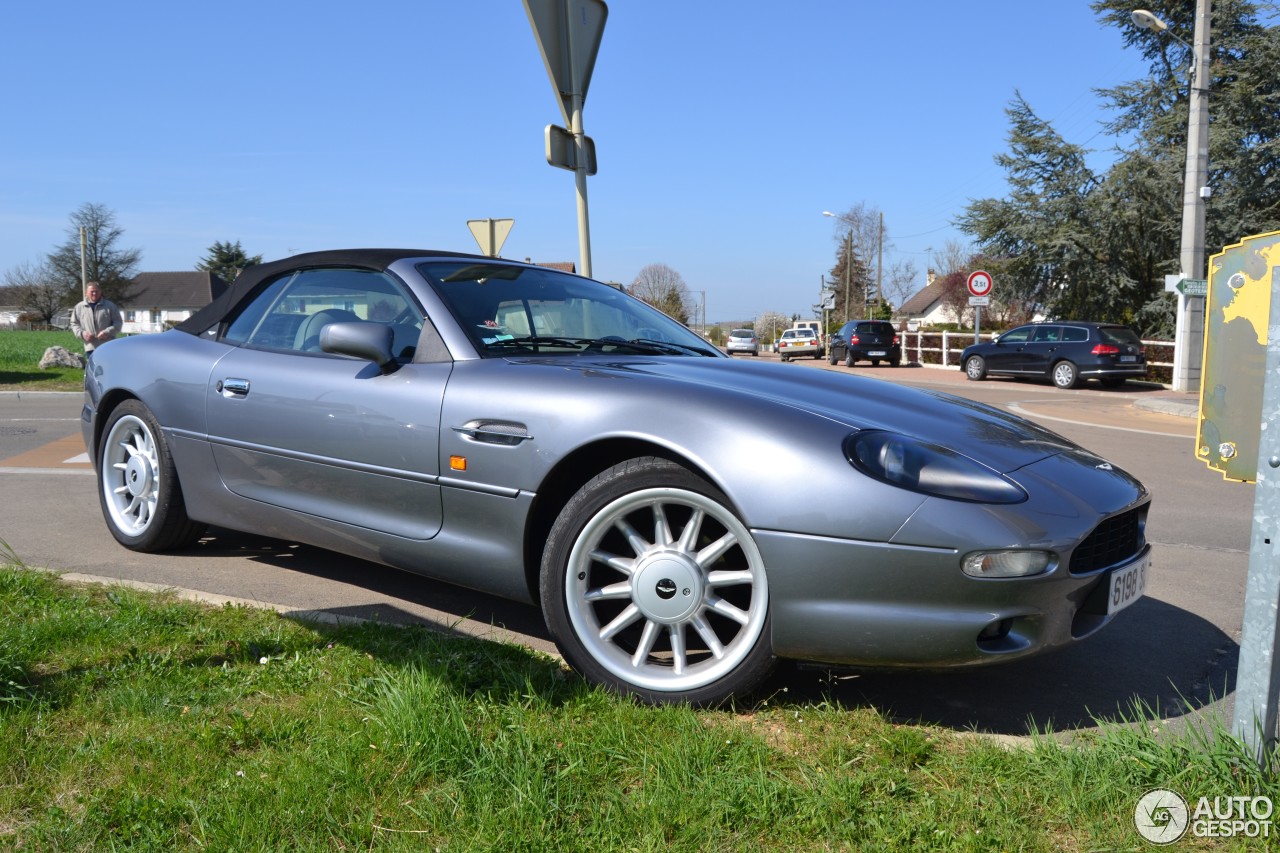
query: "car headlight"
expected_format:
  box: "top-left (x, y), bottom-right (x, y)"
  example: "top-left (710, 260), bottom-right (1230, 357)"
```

top-left (844, 430), bottom-right (1027, 504)
top-left (962, 550), bottom-right (1054, 578)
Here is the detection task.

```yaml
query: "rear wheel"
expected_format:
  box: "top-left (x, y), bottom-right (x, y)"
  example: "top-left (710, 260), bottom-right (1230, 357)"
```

top-left (844, 351), bottom-right (854, 368)
top-left (1052, 360), bottom-right (1079, 389)
top-left (540, 457), bottom-right (774, 706)
top-left (98, 400), bottom-right (206, 551)
top-left (964, 355), bottom-right (987, 381)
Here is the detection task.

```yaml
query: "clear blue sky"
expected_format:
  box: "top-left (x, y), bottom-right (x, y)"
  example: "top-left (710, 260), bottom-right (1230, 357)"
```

top-left (0, 1), bottom-right (1151, 322)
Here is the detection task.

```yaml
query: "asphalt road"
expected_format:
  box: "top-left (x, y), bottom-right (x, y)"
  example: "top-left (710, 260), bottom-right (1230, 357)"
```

top-left (0, 365), bottom-right (1252, 737)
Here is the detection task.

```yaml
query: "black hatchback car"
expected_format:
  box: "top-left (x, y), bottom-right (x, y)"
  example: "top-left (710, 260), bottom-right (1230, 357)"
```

top-left (827, 320), bottom-right (901, 367)
top-left (960, 321), bottom-right (1146, 389)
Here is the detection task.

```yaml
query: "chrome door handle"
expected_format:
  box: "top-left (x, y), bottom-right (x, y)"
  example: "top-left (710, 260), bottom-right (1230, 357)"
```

top-left (218, 378), bottom-right (251, 396)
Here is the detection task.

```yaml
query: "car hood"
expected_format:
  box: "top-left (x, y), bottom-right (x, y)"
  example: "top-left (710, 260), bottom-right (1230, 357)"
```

top-left (525, 356), bottom-right (1079, 473)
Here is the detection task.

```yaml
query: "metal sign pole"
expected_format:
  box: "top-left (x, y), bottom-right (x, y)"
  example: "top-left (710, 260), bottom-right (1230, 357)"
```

top-left (1232, 264), bottom-right (1280, 766)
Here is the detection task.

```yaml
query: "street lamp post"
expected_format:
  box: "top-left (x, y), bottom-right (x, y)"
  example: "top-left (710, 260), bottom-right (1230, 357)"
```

top-left (1132, 4), bottom-right (1210, 394)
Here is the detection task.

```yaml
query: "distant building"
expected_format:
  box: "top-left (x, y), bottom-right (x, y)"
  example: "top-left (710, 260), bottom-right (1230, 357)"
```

top-left (897, 270), bottom-right (952, 327)
top-left (529, 260), bottom-right (576, 274)
top-left (121, 271), bottom-right (228, 334)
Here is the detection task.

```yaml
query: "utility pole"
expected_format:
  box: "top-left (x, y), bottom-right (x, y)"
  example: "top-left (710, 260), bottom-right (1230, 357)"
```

top-left (876, 210), bottom-right (884, 317)
top-left (1133, 2), bottom-right (1210, 393)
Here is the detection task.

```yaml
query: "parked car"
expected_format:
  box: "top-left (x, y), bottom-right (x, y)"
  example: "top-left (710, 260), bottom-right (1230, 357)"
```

top-left (828, 320), bottom-right (901, 367)
top-left (790, 321), bottom-right (825, 357)
top-left (82, 249), bottom-right (1151, 706)
top-left (725, 328), bottom-right (758, 356)
top-left (961, 321), bottom-right (1147, 389)
top-left (777, 327), bottom-right (820, 361)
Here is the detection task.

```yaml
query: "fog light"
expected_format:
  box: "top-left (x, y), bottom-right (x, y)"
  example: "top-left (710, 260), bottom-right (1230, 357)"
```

top-left (962, 550), bottom-right (1053, 578)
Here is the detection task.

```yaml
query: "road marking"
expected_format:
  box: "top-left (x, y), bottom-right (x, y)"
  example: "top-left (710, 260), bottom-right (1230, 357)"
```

top-left (0, 433), bottom-right (93, 473)
top-left (1006, 402), bottom-right (1190, 439)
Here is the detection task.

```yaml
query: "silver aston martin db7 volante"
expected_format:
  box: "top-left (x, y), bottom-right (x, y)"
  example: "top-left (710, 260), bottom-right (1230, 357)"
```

top-left (82, 249), bottom-right (1151, 706)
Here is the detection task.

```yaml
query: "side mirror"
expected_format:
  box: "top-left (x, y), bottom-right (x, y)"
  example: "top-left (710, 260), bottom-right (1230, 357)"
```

top-left (320, 322), bottom-right (396, 372)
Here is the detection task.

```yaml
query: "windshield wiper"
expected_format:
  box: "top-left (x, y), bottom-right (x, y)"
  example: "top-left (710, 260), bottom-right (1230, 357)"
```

top-left (627, 338), bottom-right (721, 357)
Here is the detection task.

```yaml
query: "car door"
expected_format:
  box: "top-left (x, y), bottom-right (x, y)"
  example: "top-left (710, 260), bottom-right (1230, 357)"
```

top-left (205, 267), bottom-right (449, 540)
top-left (1022, 325), bottom-right (1064, 377)
top-left (985, 325), bottom-right (1033, 374)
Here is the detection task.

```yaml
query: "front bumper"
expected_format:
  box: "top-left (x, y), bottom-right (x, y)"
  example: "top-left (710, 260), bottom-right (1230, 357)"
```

top-left (756, 529), bottom-right (1150, 668)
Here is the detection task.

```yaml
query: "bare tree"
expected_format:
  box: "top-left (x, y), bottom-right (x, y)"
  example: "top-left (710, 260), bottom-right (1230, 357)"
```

top-left (45, 203), bottom-right (142, 306)
top-left (930, 240), bottom-right (973, 278)
top-left (629, 263), bottom-right (694, 324)
top-left (3, 260), bottom-right (66, 325)
top-left (881, 258), bottom-right (920, 313)
top-left (825, 203), bottom-right (887, 320)
top-left (754, 311), bottom-right (789, 349)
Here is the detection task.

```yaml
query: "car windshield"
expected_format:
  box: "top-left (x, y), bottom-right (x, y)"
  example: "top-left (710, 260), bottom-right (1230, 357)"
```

top-left (730, 330), bottom-right (752, 338)
top-left (417, 262), bottom-right (721, 358)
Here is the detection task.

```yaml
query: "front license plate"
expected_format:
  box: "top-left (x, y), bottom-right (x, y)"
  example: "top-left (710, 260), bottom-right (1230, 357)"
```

top-left (1107, 555), bottom-right (1148, 615)
top-left (868, 350), bottom-right (886, 357)
top-left (1120, 355), bottom-right (1137, 363)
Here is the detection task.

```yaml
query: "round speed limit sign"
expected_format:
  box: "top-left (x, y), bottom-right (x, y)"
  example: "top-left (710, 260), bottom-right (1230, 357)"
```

top-left (966, 270), bottom-right (993, 297)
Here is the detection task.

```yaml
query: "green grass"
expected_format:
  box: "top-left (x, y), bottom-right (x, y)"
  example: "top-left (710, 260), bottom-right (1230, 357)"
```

top-left (0, 329), bottom-right (86, 391)
top-left (0, 559), bottom-right (1275, 850)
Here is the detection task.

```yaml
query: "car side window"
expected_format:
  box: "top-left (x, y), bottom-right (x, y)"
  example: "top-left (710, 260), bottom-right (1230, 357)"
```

top-left (223, 268), bottom-right (426, 359)
top-left (1032, 326), bottom-right (1061, 343)
top-left (999, 327), bottom-right (1033, 344)
top-left (1062, 326), bottom-right (1090, 343)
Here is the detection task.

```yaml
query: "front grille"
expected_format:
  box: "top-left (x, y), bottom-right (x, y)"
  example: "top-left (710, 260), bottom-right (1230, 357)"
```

top-left (1070, 506), bottom-right (1145, 574)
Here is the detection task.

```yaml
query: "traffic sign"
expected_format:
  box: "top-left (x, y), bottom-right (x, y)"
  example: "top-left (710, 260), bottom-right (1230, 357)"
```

top-left (1177, 278), bottom-right (1208, 297)
top-left (545, 124), bottom-right (597, 174)
top-left (966, 270), bottom-right (993, 297)
top-left (467, 218), bottom-right (514, 257)
top-left (523, 0), bottom-right (608, 127)
top-left (968, 296), bottom-right (990, 306)
top-left (1197, 230), bottom-right (1280, 482)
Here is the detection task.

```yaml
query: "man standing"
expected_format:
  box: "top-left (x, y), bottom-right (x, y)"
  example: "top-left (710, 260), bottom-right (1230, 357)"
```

top-left (70, 281), bottom-right (123, 357)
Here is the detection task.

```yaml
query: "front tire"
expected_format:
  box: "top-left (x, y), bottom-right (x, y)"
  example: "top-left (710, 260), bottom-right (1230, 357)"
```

top-left (964, 355), bottom-right (987, 381)
top-left (98, 400), bottom-right (206, 552)
top-left (540, 457), bottom-right (774, 706)
top-left (1052, 360), bottom-right (1079, 389)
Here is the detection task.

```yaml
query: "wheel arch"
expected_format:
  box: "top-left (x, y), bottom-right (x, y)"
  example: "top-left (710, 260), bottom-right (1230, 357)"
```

top-left (88, 388), bottom-right (141, 466)
top-left (521, 438), bottom-right (725, 601)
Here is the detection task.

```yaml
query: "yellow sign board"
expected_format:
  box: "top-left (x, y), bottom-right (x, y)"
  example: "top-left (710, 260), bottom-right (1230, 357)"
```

top-left (1197, 230), bottom-right (1280, 482)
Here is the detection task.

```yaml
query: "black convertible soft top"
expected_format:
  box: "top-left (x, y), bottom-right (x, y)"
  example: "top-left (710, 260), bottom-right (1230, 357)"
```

top-left (175, 248), bottom-right (491, 336)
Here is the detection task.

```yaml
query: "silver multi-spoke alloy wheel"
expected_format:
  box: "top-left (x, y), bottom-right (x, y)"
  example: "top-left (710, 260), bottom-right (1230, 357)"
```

top-left (101, 412), bottom-right (161, 537)
top-left (1053, 360), bottom-right (1078, 389)
top-left (965, 355), bottom-right (986, 381)
top-left (562, 486), bottom-right (769, 695)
